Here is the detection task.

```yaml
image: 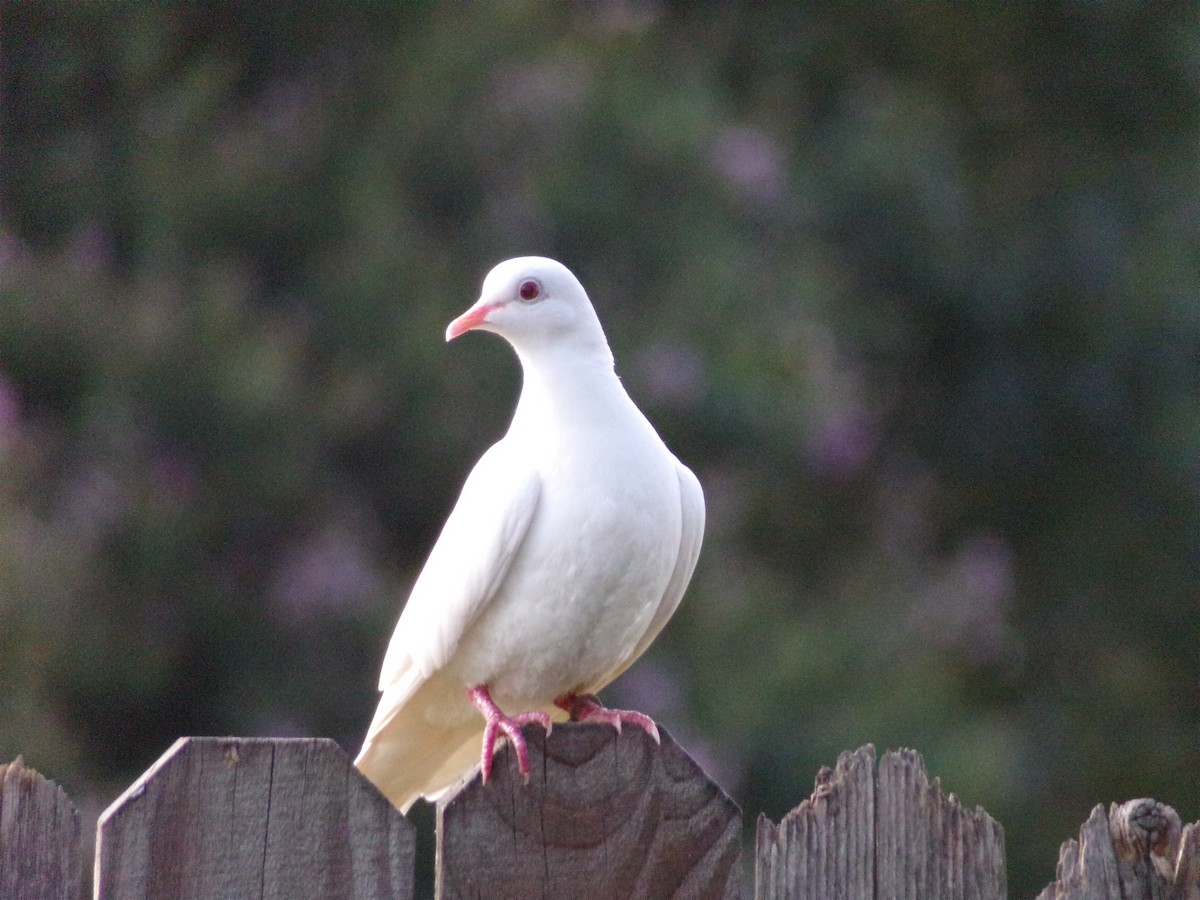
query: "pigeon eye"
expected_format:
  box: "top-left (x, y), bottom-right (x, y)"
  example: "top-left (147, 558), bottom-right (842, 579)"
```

top-left (518, 278), bottom-right (542, 302)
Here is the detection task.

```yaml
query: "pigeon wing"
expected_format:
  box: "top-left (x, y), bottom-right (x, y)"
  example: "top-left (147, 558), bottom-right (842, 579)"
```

top-left (597, 457), bottom-right (704, 688)
top-left (371, 439), bottom-right (541, 715)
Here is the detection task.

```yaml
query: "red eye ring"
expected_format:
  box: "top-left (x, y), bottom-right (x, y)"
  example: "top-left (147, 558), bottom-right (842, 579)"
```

top-left (518, 278), bottom-right (542, 302)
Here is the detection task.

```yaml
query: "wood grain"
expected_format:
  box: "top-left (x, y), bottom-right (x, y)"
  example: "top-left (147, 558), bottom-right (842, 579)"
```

top-left (1035, 798), bottom-right (1199, 900)
top-left (1174, 824), bottom-right (1200, 900)
top-left (94, 737), bottom-right (414, 899)
top-left (436, 722), bottom-right (744, 899)
top-left (755, 745), bottom-right (875, 900)
top-left (7, 734), bottom-right (1199, 898)
top-left (876, 748), bottom-right (1005, 900)
top-left (756, 744), bottom-right (1005, 900)
top-left (1, 756), bottom-right (81, 900)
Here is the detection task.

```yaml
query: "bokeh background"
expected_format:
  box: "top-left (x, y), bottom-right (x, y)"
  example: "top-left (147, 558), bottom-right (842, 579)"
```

top-left (3, 3), bottom-right (1198, 895)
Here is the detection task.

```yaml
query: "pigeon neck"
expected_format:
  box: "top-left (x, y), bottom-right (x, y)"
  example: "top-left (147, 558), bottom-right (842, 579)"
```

top-left (511, 343), bottom-right (626, 429)
top-left (508, 316), bottom-right (615, 380)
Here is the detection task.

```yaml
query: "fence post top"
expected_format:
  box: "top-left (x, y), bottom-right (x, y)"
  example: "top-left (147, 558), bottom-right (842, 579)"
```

top-left (436, 721), bottom-right (745, 899)
top-left (1, 753), bottom-right (82, 900)
top-left (94, 736), bottom-right (415, 899)
top-left (98, 736), bottom-right (359, 827)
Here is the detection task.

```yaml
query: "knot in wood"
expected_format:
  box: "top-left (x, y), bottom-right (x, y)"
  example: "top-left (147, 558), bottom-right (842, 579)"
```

top-left (1109, 798), bottom-right (1182, 881)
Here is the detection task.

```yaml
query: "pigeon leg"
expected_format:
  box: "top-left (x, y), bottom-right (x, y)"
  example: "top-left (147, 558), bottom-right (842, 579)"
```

top-left (466, 685), bottom-right (553, 783)
top-left (553, 692), bottom-right (661, 744)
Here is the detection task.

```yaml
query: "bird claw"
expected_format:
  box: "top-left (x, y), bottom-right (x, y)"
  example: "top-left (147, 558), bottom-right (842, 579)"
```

top-left (554, 693), bottom-right (661, 744)
top-left (468, 685), bottom-right (552, 784)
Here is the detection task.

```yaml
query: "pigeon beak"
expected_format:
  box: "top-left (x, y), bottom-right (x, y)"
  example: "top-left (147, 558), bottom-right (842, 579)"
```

top-left (446, 300), bottom-right (498, 342)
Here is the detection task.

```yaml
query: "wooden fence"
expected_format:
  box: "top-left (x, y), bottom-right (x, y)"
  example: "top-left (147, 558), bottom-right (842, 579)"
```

top-left (2, 724), bottom-right (1197, 898)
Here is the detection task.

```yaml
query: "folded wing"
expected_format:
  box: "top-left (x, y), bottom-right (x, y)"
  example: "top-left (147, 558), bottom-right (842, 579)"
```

top-left (595, 458), bottom-right (704, 689)
top-left (364, 440), bottom-right (541, 742)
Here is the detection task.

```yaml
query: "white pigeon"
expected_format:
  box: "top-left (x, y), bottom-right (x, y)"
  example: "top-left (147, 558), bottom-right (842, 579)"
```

top-left (354, 256), bottom-right (705, 813)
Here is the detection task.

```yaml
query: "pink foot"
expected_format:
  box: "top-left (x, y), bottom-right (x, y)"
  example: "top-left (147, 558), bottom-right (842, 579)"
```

top-left (467, 685), bottom-right (552, 783)
top-left (553, 692), bottom-right (661, 744)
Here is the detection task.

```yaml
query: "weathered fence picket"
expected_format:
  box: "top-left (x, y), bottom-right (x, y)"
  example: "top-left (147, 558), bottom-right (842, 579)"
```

top-left (756, 744), bottom-right (1006, 899)
top-left (96, 738), bottom-right (414, 900)
top-left (756, 744), bottom-right (876, 899)
top-left (437, 723), bottom-right (742, 899)
top-left (0, 756), bottom-right (81, 899)
top-left (1, 728), bottom-right (1197, 899)
top-left (1035, 798), bottom-right (1200, 900)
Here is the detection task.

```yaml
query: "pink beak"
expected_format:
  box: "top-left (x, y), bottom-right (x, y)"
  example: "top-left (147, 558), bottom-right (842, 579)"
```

top-left (445, 302), bottom-right (497, 342)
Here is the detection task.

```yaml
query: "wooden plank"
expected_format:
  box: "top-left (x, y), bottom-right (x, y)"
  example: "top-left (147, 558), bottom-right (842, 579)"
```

top-left (876, 748), bottom-right (1006, 900)
top-left (1035, 804), bottom-right (1126, 900)
top-left (755, 745), bottom-right (1004, 900)
top-left (1174, 823), bottom-right (1200, 900)
top-left (755, 745), bottom-right (875, 900)
top-left (0, 756), bottom-right (81, 900)
top-left (1036, 799), bottom-right (1199, 900)
top-left (1110, 798), bottom-right (1181, 897)
top-left (95, 737), bottom-right (415, 899)
top-left (437, 722), bottom-right (744, 899)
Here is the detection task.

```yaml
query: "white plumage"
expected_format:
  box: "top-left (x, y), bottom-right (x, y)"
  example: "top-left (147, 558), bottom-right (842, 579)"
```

top-left (355, 257), bottom-right (704, 812)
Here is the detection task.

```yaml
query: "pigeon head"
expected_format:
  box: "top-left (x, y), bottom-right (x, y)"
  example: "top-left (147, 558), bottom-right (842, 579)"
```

top-left (446, 257), bottom-right (611, 361)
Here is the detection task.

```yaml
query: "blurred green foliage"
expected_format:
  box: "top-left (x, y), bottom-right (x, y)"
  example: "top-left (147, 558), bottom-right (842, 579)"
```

top-left (2, 3), bottom-right (1198, 894)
